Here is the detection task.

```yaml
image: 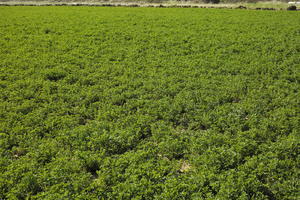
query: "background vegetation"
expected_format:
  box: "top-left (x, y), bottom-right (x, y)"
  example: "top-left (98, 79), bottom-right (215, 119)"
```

top-left (0, 0), bottom-right (295, 4)
top-left (0, 6), bottom-right (299, 199)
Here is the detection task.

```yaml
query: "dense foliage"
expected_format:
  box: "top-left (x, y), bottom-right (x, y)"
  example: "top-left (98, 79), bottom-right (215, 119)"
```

top-left (0, 6), bottom-right (299, 199)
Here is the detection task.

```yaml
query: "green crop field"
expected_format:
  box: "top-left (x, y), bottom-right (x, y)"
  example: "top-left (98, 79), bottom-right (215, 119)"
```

top-left (0, 6), bottom-right (299, 199)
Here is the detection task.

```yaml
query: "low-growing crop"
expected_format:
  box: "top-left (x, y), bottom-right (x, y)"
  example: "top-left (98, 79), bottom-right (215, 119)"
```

top-left (0, 6), bottom-right (299, 199)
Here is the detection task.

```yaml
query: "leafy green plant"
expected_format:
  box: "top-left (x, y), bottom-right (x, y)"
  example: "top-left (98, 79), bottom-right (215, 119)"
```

top-left (0, 6), bottom-right (299, 200)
